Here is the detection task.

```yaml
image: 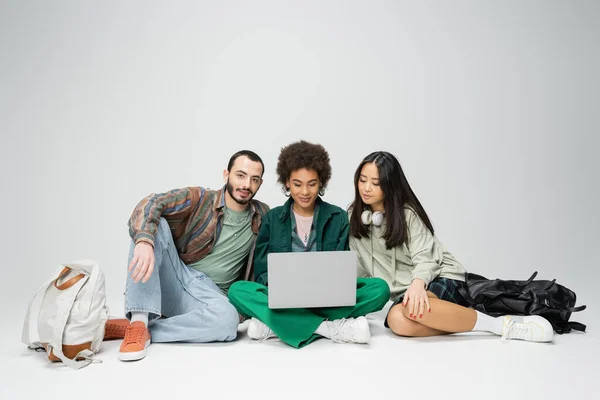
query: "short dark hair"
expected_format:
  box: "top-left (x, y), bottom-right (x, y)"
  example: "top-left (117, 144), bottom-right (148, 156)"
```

top-left (227, 150), bottom-right (265, 177)
top-left (276, 140), bottom-right (332, 195)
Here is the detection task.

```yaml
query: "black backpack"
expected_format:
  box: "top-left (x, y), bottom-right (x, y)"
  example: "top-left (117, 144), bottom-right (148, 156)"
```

top-left (457, 271), bottom-right (586, 334)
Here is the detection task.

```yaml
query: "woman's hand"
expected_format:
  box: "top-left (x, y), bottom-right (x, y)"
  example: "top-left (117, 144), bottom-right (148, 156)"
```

top-left (402, 278), bottom-right (430, 319)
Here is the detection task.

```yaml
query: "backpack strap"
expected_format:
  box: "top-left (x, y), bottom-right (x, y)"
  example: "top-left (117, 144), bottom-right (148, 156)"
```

top-left (542, 297), bottom-right (587, 313)
top-left (565, 305), bottom-right (586, 313)
top-left (46, 275), bottom-right (98, 369)
top-left (523, 271), bottom-right (538, 285)
top-left (22, 279), bottom-right (55, 350)
top-left (68, 260), bottom-right (101, 312)
top-left (552, 320), bottom-right (587, 334)
top-left (567, 322), bottom-right (586, 332)
top-left (21, 266), bottom-right (76, 349)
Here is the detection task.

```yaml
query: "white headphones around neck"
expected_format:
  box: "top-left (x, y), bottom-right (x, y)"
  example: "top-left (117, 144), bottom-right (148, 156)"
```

top-left (361, 210), bottom-right (384, 227)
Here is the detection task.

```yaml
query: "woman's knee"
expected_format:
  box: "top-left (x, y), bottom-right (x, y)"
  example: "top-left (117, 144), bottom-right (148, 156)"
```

top-left (387, 305), bottom-right (417, 336)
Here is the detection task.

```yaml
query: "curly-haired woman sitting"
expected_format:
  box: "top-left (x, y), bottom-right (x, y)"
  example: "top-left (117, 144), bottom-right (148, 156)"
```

top-left (228, 140), bottom-right (389, 348)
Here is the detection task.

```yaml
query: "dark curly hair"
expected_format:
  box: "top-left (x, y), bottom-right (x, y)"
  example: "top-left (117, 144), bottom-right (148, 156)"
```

top-left (276, 140), bottom-right (332, 196)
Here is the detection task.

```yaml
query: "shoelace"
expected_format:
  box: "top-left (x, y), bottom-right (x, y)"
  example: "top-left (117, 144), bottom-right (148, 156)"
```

top-left (330, 318), bottom-right (355, 343)
top-left (123, 326), bottom-right (146, 345)
top-left (501, 319), bottom-right (527, 341)
top-left (257, 324), bottom-right (275, 342)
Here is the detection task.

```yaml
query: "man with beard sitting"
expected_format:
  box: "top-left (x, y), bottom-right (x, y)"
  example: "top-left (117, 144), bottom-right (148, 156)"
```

top-left (107, 150), bottom-right (269, 361)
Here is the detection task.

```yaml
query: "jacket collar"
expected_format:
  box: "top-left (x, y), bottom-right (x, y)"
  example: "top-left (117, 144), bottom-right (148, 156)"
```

top-left (279, 197), bottom-right (337, 222)
top-left (216, 185), bottom-right (259, 216)
top-left (216, 186), bottom-right (227, 210)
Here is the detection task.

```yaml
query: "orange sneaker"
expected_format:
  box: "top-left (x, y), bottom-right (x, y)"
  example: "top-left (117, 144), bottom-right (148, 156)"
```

top-left (118, 321), bottom-right (151, 361)
top-left (104, 319), bottom-right (130, 341)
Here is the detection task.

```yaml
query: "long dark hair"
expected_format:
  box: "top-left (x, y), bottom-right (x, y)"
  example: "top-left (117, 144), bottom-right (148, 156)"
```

top-left (349, 151), bottom-right (434, 249)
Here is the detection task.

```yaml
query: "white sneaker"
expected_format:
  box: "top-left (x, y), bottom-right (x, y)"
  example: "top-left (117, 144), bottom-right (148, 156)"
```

top-left (329, 316), bottom-right (371, 344)
top-left (501, 315), bottom-right (554, 342)
top-left (247, 318), bottom-right (277, 340)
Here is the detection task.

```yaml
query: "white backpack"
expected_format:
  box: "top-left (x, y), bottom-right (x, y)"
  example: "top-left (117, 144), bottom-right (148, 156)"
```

top-left (22, 259), bottom-right (110, 369)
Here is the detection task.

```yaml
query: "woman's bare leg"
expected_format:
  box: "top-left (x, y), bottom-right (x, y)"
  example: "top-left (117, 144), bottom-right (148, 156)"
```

top-left (386, 293), bottom-right (448, 337)
top-left (400, 291), bottom-right (477, 333)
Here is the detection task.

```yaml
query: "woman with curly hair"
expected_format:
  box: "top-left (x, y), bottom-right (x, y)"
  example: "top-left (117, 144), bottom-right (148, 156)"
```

top-left (228, 140), bottom-right (390, 348)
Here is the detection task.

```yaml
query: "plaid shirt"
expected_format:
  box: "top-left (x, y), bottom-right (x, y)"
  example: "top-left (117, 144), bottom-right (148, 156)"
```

top-left (290, 203), bottom-right (319, 252)
top-left (128, 185), bottom-right (269, 272)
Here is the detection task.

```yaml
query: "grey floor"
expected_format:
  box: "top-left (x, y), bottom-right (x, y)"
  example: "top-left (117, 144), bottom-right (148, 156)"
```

top-left (1, 299), bottom-right (597, 400)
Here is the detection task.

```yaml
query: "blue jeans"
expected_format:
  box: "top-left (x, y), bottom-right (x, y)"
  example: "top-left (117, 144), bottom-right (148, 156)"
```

top-left (124, 218), bottom-right (239, 343)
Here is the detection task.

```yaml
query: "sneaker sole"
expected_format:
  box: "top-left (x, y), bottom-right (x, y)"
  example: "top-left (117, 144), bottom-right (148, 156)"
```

top-left (505, 325), bottom-right (553, 343)
top-left (118, 340), bottom-right (151, 361)
top-left (525, 332), bottom-right (553, 343)
top-left (513, 335), bottom-right (553, 343)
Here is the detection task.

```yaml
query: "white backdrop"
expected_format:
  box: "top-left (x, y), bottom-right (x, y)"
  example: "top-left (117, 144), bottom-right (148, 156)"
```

top-left (1, 0), bottom-right (598, 324)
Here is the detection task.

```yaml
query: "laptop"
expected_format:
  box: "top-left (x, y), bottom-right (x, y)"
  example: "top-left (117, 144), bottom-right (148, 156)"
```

top-left (267, 251), bottom-right (358, 309)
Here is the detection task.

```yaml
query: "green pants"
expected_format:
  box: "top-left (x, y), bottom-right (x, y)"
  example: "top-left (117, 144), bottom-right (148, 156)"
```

top-left (228, 277), bottom-right (390, 348)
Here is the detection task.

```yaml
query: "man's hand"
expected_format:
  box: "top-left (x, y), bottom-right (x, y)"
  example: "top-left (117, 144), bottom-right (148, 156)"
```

top-left (402, 278), bottom-right (430, 319)
top-left (128, 242), bottom-right (155, 283)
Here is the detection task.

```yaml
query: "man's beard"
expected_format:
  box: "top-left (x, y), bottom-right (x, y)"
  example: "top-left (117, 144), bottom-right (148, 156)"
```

top-left (226, 179), bottom-right (254, 205)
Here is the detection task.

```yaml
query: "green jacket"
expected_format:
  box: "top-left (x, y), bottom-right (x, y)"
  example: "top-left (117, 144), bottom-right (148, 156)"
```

top-left (253, 197), bottom-right (350, 285)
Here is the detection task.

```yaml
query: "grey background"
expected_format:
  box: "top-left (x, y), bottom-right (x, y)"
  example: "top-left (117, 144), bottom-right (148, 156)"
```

top-left (1, 0), bottom-right (598, 326)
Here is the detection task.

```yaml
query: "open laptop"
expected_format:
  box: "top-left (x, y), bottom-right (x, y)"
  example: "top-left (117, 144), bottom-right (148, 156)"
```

top-left (267, 251), bottom-right (358, 309)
